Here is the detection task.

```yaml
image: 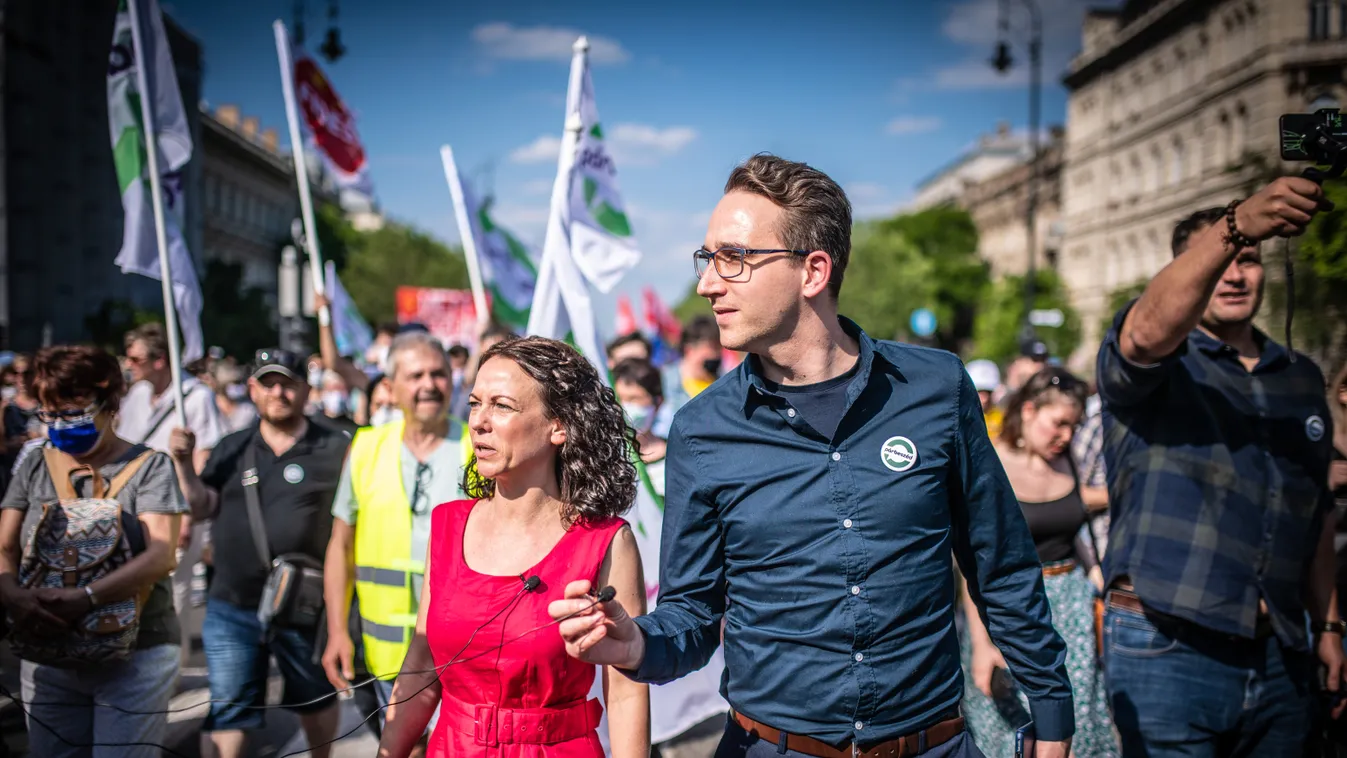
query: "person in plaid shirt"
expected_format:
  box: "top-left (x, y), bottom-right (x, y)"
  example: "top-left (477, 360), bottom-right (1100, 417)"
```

top-left (1071, 392), bottom-right (1108, 557)
top-left (1097, 177), bottom-right (1344, 758)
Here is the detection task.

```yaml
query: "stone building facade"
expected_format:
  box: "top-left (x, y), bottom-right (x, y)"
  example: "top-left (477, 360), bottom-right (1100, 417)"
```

top-left (908, 122), bottom-right (1034, 211)
top-left (961, 130), bottom-right (1067, 278)
top-left (1057, 0), bottom-right (1347, 370)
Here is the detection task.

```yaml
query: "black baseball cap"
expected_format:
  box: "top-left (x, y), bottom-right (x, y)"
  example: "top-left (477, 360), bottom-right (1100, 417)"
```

top-left (1022, 340), bottom-right (1050, 361)
top-left (252, 348), bottom-right (306, 383)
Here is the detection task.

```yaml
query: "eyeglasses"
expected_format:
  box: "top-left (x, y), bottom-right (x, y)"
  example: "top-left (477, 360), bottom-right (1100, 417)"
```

top-left (409, 462), bottom-right (433, 515)
top-left (693, 247), bottom-right (811, 280)
top-left (37, 401), bottom-right (102, 426)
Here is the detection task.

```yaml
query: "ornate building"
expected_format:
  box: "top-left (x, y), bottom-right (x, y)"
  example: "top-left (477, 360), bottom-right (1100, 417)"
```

top-left (1057, 0), bottom-right (1347, 370)
top-left (962, 129), bottom-right (1067, 278)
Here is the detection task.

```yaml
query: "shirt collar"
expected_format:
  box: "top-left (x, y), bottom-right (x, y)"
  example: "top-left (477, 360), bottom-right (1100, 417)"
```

top-left (1189, 326), bottom-right (1290, 370)
top-left (740, 316), bottom-right (894, 412)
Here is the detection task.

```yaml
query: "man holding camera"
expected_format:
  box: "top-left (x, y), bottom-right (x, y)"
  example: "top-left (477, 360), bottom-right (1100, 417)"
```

top-left (1097, 176), bottom-right (1344, 757)
top-left (176, 349), bottom-right (349, 758)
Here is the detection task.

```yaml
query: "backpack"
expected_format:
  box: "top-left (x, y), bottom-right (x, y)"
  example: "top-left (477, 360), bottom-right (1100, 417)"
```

top-left (7, 448), bottom-right (155, 667)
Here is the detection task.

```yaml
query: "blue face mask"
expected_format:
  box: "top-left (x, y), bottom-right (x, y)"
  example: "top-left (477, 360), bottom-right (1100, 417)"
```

top-left (622, 403), bottom-right (656, 433)
top-left (47, 411), bottom-right (103, 456)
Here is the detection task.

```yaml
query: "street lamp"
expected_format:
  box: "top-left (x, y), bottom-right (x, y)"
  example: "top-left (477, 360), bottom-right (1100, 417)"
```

top-left (991, 0), bottom-right (1043, 349)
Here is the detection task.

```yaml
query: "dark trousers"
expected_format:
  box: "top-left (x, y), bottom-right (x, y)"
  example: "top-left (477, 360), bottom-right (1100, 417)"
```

top-left (713, 717), bottom-right (985, 758)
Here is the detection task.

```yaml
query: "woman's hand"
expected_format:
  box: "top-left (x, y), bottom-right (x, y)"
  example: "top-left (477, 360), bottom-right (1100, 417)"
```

top-left (34, 587), bottom-right (92, 624)
top-left (3, 585), bottom-right (68, 630)
top-left (970, 640), bottom-right (1008, 698)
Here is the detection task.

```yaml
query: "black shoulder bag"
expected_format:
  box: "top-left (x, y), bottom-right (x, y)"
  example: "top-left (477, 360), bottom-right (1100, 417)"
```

top-left (242, 442), bottom-right (325, 631)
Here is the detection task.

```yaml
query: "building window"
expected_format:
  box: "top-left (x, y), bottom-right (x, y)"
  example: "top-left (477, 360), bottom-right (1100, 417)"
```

top-left (1171, 138), bottom-right (1185, 184)
top-left (1339, 0), bottom-right (1347, 37)
top-left (1312, 0), bottom-right (1330, 40)
top-left (1233, 103), bottom-right (1248, 163)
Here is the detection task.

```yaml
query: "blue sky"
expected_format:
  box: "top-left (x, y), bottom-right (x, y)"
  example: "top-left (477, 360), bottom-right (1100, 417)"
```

top-left (168, 0), bottom-right (1097, 320)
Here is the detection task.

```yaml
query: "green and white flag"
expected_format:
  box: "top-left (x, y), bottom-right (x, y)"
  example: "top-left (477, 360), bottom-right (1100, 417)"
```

top-left (441, 146), bottom-right (538, 332)
top-left (108, 0), bottom-right (203, 362)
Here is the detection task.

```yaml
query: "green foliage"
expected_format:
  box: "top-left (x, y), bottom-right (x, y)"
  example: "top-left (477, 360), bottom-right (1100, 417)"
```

top-left (84, 300), bottom-right (161, 355)
top-left (840, 222), bottom-right (934, 342)
top-left (1100, 280), bottom-right (1149, 343)
top-left (673, 281), bottom-right (713, 323)
top-left (338, 220), bottom-right (470, 326)
top-left (315, 203), bottom-right (358, 273)
top-left (200, 259), bottom-right (278, 359)
top-left (970, 269), bottom-right (1081, 365)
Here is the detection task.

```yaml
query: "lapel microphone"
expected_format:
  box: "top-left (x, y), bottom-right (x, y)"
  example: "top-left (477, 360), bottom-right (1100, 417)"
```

top-left (520, 575), bottom-right (542, 592)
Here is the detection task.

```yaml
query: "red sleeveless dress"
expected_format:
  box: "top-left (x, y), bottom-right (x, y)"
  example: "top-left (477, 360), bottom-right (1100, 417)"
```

top-left (426, 499), bottom-right (626, 758)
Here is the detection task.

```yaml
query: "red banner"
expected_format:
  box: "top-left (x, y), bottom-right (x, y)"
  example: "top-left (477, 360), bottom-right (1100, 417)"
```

top-left (294, 51), bottom-right (368, 189)
top-left (395, 287), bottom-right (479, 351)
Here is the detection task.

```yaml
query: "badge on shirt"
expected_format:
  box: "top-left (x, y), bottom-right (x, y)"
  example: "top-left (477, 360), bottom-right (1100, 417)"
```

top-left (881, 436), bottom-right (918, 472)
top-left (283, 464), bottom-right (305, 484)
top-left (1306, 415), bottom-right (1325, 442)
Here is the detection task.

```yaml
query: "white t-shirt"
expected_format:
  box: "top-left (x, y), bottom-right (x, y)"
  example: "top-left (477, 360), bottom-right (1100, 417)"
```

top-left (116, 378), bottom-right (226, 455)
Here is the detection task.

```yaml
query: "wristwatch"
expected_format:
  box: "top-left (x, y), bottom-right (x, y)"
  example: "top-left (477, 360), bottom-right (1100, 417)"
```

top-left (83, 585), bottom-right (98, 608)
top-left (1315, 620), bottom-right (1347, 636)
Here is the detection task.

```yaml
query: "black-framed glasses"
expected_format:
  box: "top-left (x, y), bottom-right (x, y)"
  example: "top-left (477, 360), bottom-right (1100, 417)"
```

top-left (693, 246), bottom-right (810, 280)
top-left (409, 462), bottom-right (433, 515)
top-left (36, 401), bottom-right (102, 426)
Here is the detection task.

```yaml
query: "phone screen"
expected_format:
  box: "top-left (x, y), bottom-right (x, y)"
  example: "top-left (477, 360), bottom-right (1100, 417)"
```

top-left (1015, 722), bottom-right (1036, 758)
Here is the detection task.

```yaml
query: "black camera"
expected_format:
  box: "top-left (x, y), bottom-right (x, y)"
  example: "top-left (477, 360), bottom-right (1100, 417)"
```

top-left (1280, 108), bottom-right (1347, 168)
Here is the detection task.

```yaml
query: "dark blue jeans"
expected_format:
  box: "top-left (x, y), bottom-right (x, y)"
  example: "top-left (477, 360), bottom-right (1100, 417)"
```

top-left (1103, 600), bottom-right (1313, 758)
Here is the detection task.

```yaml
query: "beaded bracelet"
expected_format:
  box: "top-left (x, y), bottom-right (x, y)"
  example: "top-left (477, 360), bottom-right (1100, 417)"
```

top-left (1223, 200), bottom-right (1258, 249)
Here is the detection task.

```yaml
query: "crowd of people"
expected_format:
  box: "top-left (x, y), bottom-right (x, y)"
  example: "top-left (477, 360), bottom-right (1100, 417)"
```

top-left (0, 155), bottom-right (1341, 758)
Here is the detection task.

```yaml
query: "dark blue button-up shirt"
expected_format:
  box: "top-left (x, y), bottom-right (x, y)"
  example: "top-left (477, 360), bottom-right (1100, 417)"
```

top-left (631, 318), bottom-right (1074, 744)
top-left (1098, 303), bottom-right (1334, 650)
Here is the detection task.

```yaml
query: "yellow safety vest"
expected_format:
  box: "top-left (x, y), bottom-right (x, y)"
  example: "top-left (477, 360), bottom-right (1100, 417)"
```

top-left (348, 418), bottom-right (470, 676)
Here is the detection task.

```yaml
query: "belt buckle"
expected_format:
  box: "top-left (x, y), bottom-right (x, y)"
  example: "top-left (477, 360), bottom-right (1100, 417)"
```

top-left (474, 704), bottom-right (498, 747)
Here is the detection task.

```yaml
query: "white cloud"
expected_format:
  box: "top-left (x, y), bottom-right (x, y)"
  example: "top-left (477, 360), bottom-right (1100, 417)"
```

top-left (521, 178), bottom-right (555, 196)
top-left (932, 60), bottom-right (1028, 90)
top-left (886, 116), bottom-right (943, 135)
top-left (489, 204), bottom-right (551, 244)
top-left (609, 124), bottom-right (698, 166)
top-left (509, 124), bottom-right (697, 168)
top-left (471, 23), bottom-right (630, 65)
top-left (509, 135), bottom-right (562, 165)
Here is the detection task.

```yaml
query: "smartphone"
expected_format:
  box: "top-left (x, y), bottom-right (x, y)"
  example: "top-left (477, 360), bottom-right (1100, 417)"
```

top-left (1015, 722), bottom-right (1036, 758)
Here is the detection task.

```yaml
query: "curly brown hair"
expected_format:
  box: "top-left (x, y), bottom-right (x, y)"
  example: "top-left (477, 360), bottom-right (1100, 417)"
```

top-left (461, 336), bottom-right (638, 525)
top-left (31, 345), bottom-right (126, 415)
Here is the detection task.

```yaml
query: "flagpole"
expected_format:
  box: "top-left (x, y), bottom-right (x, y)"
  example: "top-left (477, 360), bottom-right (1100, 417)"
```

top-left (273, 20), bottom-right (330, 328)
top-left (126, 0), bottom-right (186, 430)
top-left (441, 146), bottom-right (491, 331)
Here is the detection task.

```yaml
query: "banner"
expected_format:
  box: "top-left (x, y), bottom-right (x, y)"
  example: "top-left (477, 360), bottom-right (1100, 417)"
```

top-left (325, 261), bottom-right (373, 358)
top-left (395, 287), bottom-right (478, 351)
top-left (107, 0), bottom-right (204, 363)
top-left (615, 294), bottom-right (638, 337)
top-left (293, 48), bottom-right (372, 194)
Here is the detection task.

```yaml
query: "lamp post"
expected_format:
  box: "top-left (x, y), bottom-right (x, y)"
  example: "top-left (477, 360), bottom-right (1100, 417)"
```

top-left (991, 0), bottom-right (1042, 349)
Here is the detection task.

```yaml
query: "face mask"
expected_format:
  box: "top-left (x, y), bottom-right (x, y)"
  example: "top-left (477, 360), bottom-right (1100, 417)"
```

top-left (224, 383), bottom-right (248, 402)
top-left (370, 406), bottom-right (401, 427)
top-left (322, 391), bottom-right (347, 416)
top-left (307, 367), bottom-right (324, 387)
top-left (622, 403), bottom-right (655, 433)
top-left (47, 411), bottom-right (103, 457)
top-left (702, 358), bottom-right (723, 377)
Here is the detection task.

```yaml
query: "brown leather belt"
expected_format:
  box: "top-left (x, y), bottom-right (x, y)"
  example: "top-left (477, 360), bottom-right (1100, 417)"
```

top-left (1105, 587), bottom-right (1144, 614)
top-left (731, 710), bottom-right (965, 758)
top-left (1042, 560), bottom-right (1076, 577)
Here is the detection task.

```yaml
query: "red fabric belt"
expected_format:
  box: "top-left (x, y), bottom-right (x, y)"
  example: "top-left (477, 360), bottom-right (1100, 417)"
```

top-left (442, 696), bottom-right (603, 746)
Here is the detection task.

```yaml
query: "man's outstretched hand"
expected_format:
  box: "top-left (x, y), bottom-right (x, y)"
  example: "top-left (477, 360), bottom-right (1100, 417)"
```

top-left (548, 580), bottom-right (645, 671)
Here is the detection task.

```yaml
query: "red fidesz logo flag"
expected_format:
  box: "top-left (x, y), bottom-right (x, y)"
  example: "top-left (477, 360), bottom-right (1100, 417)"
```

top-left (294, 54), bottom-right (367, 188)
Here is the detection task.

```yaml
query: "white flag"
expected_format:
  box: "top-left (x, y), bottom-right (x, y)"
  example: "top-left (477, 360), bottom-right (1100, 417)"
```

top-left (325, 261), bottom-right (373, 358)
top-left (108, 0), bottom-right (204, 363)
top-left (441, 147), bottom-right (538, 332)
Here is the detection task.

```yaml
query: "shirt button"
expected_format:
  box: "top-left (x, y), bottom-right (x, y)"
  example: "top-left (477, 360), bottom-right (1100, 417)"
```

top-left (832, 452), bottom-right (842, 461)
top-left (855, 722), bottom-right (865, 730)
top-left (854, 653), bottom-right (864, 662)
top-left (843, 519), bottom-right (853, 529)
top-left (787, 409), bottom-right (797, 418)
top-left (850, 585), bottom-right (861, 595)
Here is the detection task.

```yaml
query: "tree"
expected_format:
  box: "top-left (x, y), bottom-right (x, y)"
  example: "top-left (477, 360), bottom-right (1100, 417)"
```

top-left (970, 269), bottom-right (1081, 365)
top-left (199, 259), bottom-right (278, 359)
top-left (338, 221), bottom-right (470, 325)
top-left (840, 221), bottom-right (935, 342)
top-left (1264, 179), bottom-right (1347, 369)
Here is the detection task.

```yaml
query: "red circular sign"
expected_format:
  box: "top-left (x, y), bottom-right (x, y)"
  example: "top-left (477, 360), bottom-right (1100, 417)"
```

top-left (294, 57), bottom-right (366, 176)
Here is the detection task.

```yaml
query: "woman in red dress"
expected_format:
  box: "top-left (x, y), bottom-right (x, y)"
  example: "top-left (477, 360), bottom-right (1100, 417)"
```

top-left (378, 337), bottom-right (649, 758)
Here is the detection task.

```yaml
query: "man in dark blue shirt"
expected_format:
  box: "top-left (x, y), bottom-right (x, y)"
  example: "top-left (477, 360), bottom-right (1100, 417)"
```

top-left (551, 154), bottom-right (1073, 758)
top-left (1097, 177), bottom-right (1344, 758)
